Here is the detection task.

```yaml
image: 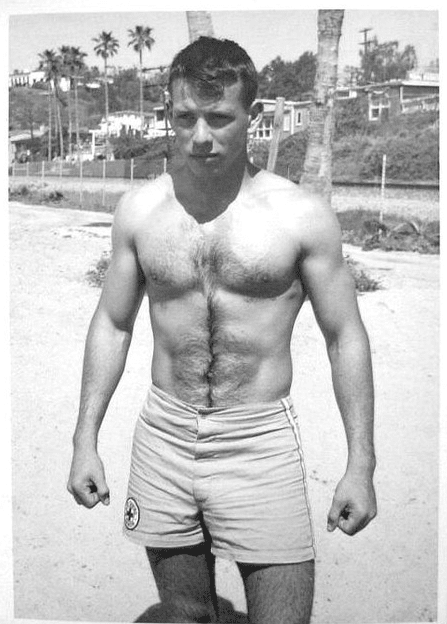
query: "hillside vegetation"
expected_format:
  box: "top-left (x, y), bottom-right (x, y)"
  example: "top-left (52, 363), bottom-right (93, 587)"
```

top-left (251, 104), bottom-right (439, 184)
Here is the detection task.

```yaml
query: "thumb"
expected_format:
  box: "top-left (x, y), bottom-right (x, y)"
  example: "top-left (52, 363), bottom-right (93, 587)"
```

top-left (327, 498), bottom-right (344, 532)
top-left (97, 481), bottom-right (110, 506)
top-left (92, 472), bottom-right (110, 506)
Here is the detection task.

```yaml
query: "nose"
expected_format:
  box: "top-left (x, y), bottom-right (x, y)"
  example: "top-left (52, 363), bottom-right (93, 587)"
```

top-left (192, 118), bottom-right (213, 151)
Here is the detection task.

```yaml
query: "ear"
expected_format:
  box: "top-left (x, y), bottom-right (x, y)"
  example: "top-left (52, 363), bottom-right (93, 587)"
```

top-left (248, 101), bottom-right (263, 135)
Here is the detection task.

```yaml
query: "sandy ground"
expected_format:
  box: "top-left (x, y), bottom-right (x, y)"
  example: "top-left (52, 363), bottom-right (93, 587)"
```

top-left (9, 200), bottom-right (440, 623)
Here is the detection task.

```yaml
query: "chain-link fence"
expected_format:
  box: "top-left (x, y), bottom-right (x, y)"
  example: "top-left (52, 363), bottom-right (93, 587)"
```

top-left (9, 157), bottom-right (169, 209)
top-left (10, 157), bottom-right (167, 182)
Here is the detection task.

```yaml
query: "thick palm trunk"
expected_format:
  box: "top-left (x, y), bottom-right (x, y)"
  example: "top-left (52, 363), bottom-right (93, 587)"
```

top-left (300, 10), bottom-right (344, 207)
top-left (186, 11), bottom-right (214, 42)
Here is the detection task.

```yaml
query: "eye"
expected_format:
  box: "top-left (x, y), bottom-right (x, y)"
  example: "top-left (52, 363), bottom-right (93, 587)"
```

top-left (174, 112), bottom-right (196, 128)
top-left (206, 114), bottom-right (234, 128)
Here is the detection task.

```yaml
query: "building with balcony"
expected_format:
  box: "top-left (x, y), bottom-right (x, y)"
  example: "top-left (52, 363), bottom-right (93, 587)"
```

top-left (251, 98), bottom-right (312, 141)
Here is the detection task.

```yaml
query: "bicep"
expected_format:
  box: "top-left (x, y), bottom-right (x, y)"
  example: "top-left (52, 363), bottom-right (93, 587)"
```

top-left (95, 197), bottom-right (145, 331)
top-left (299, 211), bottom-right (362, 343)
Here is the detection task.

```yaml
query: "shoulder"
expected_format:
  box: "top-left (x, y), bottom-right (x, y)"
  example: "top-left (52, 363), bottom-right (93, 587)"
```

top-left (252, 170), bottom-right (335, 222)
top-left (251, 169), bottom-right (317, 211)
top-left (252, 170), bottom-right (342, 253)
top-left (112, 173), bottom-right (173, 237)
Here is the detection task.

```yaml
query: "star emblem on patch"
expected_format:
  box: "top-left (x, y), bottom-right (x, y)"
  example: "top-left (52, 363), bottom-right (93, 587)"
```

top-left (124, 497), bottom-right (140, 530)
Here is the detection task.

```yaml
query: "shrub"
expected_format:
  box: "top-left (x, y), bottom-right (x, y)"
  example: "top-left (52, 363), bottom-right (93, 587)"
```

top-left (337, 209), bottom-right (439, 254)
top-left (345, 255), bottom-right (382, 292)
top-left (86, 250), bottom-right (111, 287)
top-left (334, 97), bottom-right (370, 139)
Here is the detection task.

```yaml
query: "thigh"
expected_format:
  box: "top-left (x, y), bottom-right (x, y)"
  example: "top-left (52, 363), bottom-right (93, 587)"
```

top-left (237, 559), bottom-right (315, 624)
top-left (146, 542), bottom-right (218, 623)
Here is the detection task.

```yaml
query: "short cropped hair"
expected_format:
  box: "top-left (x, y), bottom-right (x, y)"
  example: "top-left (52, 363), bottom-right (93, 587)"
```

top-left (168, 36), bottom-right (258, 110)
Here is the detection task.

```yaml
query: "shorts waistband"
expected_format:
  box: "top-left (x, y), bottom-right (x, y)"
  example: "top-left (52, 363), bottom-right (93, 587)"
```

top-left (148, 383), bottom-right (293, 420)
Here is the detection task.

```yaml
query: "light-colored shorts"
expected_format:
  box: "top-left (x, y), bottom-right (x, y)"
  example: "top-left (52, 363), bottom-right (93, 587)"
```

top-left (123, 384), bottom-right (316, 564)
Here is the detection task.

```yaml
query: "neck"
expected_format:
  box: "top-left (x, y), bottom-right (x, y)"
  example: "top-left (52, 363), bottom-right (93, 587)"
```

top-left (172, 158), bottom-right (256, 222)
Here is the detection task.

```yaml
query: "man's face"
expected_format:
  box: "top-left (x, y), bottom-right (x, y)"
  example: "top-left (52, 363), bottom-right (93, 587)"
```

top-left (169, 78), bottom-right (252, 178)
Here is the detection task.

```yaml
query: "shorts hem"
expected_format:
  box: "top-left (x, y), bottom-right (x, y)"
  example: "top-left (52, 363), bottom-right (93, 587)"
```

top-left (123, 528), bottom-right (205, 550)
top-left (210, 545), bottom-right (317, 565)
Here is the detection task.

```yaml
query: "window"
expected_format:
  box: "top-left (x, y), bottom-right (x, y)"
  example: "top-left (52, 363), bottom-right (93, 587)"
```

top-left (368, 91), bottom-right (390, 121)
top-left (254, 116), bottom-right (273, 140)
top-left (295, 110), bottom-right (302, 126)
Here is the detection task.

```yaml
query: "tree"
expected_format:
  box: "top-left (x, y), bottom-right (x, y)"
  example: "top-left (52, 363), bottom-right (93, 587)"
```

top-left (128, 25), bottom-right (155, 138)
top-left (360, 37), bottom-right (417, 84)
top-left (300, 10), bottom-right (344, 206)
top-left (186, 11), bottom-right (214, 42)
top-left (93, 31), bottom-right (120, 148)
top-left (9, 87), bottom-right (47, 136)
top-left (60, 45), bottom-right (87, 158)
top-left (258, 52), bottom-right (317, 100)
top-left (38, 48), bottom-right (64, 160)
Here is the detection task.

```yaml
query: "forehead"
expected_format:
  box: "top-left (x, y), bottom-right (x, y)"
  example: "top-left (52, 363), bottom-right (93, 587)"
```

top-left (170, 79), bottom-right (246, 111)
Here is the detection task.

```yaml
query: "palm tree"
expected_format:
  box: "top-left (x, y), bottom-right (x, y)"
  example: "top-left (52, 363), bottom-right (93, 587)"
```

top-left (59, 46), bottom-right (87, 158)
top-left (186, 11), bottom-right (214, 42)
top-left (38, 49), bottom-right (64, 161)
top-left (92, 31), bottom-right (119, 148)
top-left (300, 10), bottom-right (344, 207)
top-left (71, 47), bottom-right (88, 156)
top-left (128, 25), bottom-right (155, 139)
top-left (60, 46), bottom-right (75, 158)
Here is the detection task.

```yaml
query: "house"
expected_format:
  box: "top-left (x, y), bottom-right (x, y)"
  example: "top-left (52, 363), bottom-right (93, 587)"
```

top-left (95, 107), bottom-right (172, 138)
top-left (8, 126), bottom-right (46, 164)
top-left (9, 69), bottom-right (71, 92)
top-left (89, 108), bottom-right (173, 158)
top-left (335, 76), bottom-right (439, 122)
top-left (9, 69), bottom-right (46, 88)
top-left (251, 98), bottom-right (311, 141)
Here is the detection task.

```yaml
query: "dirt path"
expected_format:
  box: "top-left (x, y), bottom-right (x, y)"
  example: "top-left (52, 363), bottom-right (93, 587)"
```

top-left (9, 201), bottom-right (439, 623)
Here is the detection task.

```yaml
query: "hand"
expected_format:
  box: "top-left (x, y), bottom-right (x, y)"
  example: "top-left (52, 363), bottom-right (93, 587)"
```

top-left (327, 471), bottom-right (377, 535)
top-left (67, 447), bottom-right (110, 509)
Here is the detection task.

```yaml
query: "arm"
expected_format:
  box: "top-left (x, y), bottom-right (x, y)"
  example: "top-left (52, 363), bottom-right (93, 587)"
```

top-left (67, 193), bottom-right (145, 508)
top-left (299, 199), bottom-right (377, 535)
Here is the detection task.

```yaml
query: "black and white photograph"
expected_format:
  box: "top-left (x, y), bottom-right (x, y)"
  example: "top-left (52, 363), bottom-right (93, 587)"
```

top-left (3, 2), bottom-right (443, 623)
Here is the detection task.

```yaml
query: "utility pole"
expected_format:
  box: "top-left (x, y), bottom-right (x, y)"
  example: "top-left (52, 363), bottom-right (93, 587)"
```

top-left (359, 27), bottom-right (374, 83)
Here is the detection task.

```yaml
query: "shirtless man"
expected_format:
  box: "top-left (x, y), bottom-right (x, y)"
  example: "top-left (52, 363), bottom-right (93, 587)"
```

top-left (68, 37), bottom-right (377, 624)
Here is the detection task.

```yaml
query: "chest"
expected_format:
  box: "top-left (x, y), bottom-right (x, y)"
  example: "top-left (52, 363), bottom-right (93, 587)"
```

top-left (135, 205), bottom-right (299, 298)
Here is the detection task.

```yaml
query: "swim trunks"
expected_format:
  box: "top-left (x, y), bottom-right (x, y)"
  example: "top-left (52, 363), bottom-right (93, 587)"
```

top-left (123, 384), bottom-right (316, 564)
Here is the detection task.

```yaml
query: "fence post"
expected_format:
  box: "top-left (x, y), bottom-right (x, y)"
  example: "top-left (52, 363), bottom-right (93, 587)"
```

top-left (379, 154), bottom-right (387, 224)
top-left (59, 158), bottom-right (63, 180)
top-left (130, 158), bottom-right (134, 188)
top-left (102, 158), bottom-right (106, 207)
top-left (41, 160), bottom-right (45, 199)
top-left (79, 157), bottom-right (83, 207)
top-left (267, 97), bottom-right (285, 172)
top-left (163, 157), bottom-right (167, 173)
top-left (26, 161), bottom-right (30, 181)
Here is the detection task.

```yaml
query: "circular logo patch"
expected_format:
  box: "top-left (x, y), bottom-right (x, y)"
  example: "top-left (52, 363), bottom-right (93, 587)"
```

top-left (124, 497), bottom-right (140, 530)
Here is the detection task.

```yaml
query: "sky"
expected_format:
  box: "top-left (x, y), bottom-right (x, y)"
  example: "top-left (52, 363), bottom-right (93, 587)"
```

top-left (6, 5), bottom-right (439, 76)
top-left (0, 2), bottom-right (445, 623)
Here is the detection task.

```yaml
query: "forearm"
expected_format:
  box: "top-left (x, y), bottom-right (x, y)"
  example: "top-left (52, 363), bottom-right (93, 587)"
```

top-left (73, 311), bottom-right (133, 450)
top-left (327, 325), bottom-right (376, 476)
